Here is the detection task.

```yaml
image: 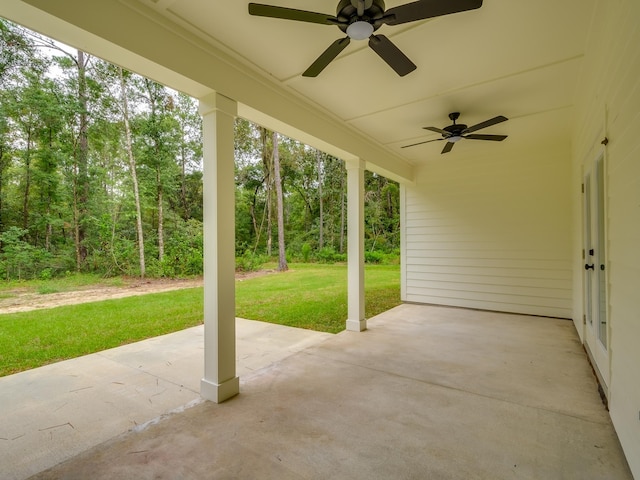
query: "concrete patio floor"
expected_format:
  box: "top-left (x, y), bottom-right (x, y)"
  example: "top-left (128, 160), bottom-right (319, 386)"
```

top-left (3, 304), bottom-right (634, 479)
top-left (0, 318), bottom-right (332, 480)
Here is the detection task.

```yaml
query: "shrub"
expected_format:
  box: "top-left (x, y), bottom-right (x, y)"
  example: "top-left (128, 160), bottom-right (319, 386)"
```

top-left (236, 250), bottom-right (266, 272)
top-left (315, 246), bottom-right (346, 264)
top-left (0, 227), bottom-right (53, 280)
top-left (365, 250), bottom-right (384, 264)
top-left (301, 243), bottom-right (312, 262)
top-left (39, 268), bottom-right (54, 280)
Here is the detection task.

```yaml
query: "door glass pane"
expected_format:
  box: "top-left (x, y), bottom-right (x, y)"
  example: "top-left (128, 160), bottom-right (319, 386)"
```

top-left (596, 158), bottom-right (607, 348)
top-left (584, 175), bottom-right (593, 325)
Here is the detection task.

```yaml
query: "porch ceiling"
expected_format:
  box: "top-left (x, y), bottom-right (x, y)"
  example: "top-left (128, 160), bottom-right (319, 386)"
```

top-left (2, 0), bottom-right (595, 178)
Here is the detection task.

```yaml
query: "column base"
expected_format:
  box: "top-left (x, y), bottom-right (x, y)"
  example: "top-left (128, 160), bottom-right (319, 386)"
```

top-left (346, 318), bottom-right (367, 332)
top-left (201, 376), bottom-right (239, 403)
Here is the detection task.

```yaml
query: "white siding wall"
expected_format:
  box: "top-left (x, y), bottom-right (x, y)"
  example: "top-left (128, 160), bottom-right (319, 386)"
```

top-left (402, 140), bottom-right (573, 318)
top-left (572, 0), bottom-right (640, 475)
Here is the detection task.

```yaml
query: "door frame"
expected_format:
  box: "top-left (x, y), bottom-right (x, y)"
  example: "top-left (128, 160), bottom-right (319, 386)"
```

top-left (582, 149), bottom-right (610, 394)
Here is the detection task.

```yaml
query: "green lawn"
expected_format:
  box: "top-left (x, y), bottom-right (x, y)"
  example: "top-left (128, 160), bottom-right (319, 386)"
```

top-left (0, 264), bottom-right (400, 376)
top-left (236, 263), bottom-right (400, 333)
top-left (0, 288), bottom-right (204, 377)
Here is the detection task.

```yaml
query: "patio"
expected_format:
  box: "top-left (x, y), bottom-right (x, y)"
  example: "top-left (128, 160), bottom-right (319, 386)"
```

top-left (5, 304), bottom-right (632, 479)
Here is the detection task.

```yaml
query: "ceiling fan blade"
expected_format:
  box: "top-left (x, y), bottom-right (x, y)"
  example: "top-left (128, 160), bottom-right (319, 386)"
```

top-left (423, 126), bottom-right (450, 136)
top-left (302, 37), bottom-right (351, 77)
top-left (462, 115), bottom-right (508, 134)
top-left (441, 141), bottom-right (455, 154)
top-left (401, 138), bottom-right (444, 148)
top-left (464, 134), bottom-right (508, 141)
top-left (248, 4), bottom-right (337, 25)
top-left (384, 0), bottom-right (483, 26)
top-left (368, 35), bottom-right (417, 76)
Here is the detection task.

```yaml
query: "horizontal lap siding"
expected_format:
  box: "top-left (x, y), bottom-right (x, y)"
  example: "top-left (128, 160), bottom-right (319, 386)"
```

top-left (572, 0), bottom-right (640, 473)
top-left (402, 143), bottom-right (573, 318)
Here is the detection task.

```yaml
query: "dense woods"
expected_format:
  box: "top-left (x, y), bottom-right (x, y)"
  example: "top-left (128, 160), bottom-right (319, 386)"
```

top-left (0, 19), bottom-right (400, 280)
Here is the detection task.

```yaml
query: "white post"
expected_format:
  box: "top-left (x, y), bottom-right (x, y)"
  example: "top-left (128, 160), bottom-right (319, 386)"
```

top-left (346, 159), bottom-right (366, 332)
top-left (199, 92), bottom-right (239, 403)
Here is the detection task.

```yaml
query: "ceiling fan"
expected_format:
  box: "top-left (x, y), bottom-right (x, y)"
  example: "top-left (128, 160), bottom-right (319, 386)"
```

top-left (402, 112), bottom-right (508, 153)
top-left (248, 0), bottom-right (483, 77)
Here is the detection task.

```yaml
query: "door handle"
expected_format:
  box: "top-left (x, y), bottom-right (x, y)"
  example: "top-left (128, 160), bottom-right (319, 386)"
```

top-left (585, 264), bottom-right (595, 270)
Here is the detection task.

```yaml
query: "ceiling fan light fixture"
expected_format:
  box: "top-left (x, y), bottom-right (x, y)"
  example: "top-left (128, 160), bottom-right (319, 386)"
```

top-left (448, 135), bottom-right (462, 143)
top-left (346, 21), bottom-right (373, 40)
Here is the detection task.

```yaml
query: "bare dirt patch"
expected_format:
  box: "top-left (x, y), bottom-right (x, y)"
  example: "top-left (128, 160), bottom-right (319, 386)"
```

top-left (0, 270), bottom-right (275, 314)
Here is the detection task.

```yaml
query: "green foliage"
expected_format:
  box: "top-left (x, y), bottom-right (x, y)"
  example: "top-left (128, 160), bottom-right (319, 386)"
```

top-left (300, 242), bottom-right (312, 262)
top-left (365, 250), bottom-right (401, 265)
top-left (39, 267), bottom-right (53, 281)
top-left (235, 250), bottom-right (267, 272)
top-left (0, 227), bottom-right (52, 280)
top-left (315, 246), bottom-right (346, 264)
top-left (148, 218), bottom-right (203, 277)
top-left (0, 22), bottom-right (400, 281)
top-left (364, 250), bottom-right (384, 264)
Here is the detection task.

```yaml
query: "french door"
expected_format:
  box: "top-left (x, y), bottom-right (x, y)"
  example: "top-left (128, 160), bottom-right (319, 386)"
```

top-left (583, 153), bottom-right (609, 389)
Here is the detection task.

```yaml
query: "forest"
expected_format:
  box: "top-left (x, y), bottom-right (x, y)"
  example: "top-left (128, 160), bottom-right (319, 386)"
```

top-left (0, 19), bottom-right (400, 280)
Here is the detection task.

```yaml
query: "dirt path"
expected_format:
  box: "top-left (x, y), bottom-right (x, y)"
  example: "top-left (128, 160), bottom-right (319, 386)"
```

top-left (0, 278), bottom-right (203, 314)
top-left (0, 271), bottom-right (272, 314)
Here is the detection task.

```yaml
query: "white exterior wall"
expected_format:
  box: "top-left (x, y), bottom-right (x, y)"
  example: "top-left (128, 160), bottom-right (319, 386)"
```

top-left (572, 0), bottom-right (640, 475)
top-left (402, 140), bottom-right (574, 318)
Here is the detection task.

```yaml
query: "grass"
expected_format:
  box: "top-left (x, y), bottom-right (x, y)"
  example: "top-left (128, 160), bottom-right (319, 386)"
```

top-left (0, 263), bottom-right (400, 377)
top-left (236, 263), bottom-right (400, 333)
top-left (0, 288), bottom-right (204, 377)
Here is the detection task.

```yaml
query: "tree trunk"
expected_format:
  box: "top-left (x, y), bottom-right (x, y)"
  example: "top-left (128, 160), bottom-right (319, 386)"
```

top-left (0, 145), bottom-right (4, 232)
top-left (260, 127), bottom-right (273, 256)
top-left (22, 127), bottom-right (32, 231)
top-left (317, 149), bottom-right (324, 250)
top-left (75, 49), bottom-right (89, 270)
top-left (180, 143), bottom-right (188, 220)
top-left (157, 167), bottom-right (164, 263)
top-left (272, 132), bottom-right (288, 272)
top-left (266, 192), bottom-right (273, 256)
top-left (339, 162), bottom-right (346, 253)
top-left (119, 67), bottom-right (146, 278)
top-left (144, 78), bottom-right (165, 263)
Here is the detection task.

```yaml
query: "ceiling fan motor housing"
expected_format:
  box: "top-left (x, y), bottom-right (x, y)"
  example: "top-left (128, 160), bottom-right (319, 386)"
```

top-left (336, 0), bottom-right (386, 35)
top-left (443, 124), bottom-right (467, 136)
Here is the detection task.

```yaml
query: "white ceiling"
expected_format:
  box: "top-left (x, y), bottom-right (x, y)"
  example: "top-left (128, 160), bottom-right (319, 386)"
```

top-left (2, 0), bottom-right (596, 172)
top-left (138, 0), bottom-right (595, 165)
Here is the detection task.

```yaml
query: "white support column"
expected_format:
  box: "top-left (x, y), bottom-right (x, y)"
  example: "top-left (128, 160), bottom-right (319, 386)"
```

top-left (346, 159), bottom-right (366, 332)
top-left (199, 92), bottom-right (239, 403)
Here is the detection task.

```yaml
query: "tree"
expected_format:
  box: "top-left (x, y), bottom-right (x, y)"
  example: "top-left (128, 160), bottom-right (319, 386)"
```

top-left (272, 132), bottom-right (287, 272)
top-left (138, 78), bottom-right (181, 264)
top-left (118, 67), bottom-right (145, 278)
top-left (317, 149), bottom-right (324, 250)
top-left (173, 92), bottom-right (202, 221)
top-left (74, 49), bottom-right (91, 270)
top-left (0, 21), bottom-right (401, 280)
